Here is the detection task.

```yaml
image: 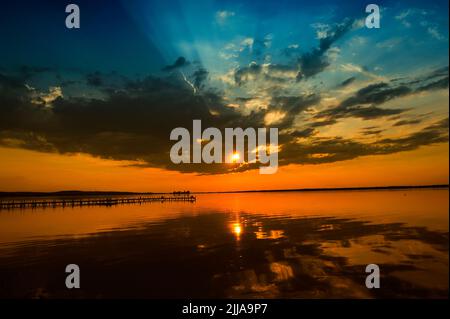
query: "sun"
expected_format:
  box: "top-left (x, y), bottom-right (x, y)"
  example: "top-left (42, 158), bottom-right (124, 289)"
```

top-left (231, 152), bottom-right (240, 162)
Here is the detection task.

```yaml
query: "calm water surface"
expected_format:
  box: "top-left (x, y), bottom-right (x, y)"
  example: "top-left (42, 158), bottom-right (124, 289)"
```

top-left (0, 189), bottom-right (448, 298)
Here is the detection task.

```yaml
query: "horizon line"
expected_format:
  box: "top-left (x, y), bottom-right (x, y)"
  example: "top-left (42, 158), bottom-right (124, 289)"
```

top-left (194, 184), bottom-right (449, 194)
top-left (0, 184), bottom-right (448, 197)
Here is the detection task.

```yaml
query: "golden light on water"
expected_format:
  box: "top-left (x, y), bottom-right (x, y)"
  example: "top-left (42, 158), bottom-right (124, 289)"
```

top-left (231, 222), bottom-right (242, 240)
top-left (233, 223), bottom-right (242, 235)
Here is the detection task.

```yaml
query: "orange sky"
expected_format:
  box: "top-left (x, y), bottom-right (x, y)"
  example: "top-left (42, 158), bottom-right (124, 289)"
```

top-left (0, 142), bottom-right (447, 192)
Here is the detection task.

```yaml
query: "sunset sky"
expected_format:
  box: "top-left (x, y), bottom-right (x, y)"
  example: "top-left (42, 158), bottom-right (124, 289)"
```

top-left (0, 0), bottom-right (448, 192)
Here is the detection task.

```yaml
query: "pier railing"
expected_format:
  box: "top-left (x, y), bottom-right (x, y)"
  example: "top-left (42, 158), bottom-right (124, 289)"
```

top-left (0, 194), bottom-right (196, 210)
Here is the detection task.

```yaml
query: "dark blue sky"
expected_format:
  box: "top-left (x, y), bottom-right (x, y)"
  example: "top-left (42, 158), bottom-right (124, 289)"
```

top-left (1, 0), bottom-right (448, 76)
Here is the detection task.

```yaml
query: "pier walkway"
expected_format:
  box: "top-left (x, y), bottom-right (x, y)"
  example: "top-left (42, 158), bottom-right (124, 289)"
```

top-left (0, 195), bottom-right (196, 210)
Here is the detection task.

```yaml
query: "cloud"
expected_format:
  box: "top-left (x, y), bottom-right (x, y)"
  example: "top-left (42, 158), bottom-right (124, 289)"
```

top-left (0, 69), bottom-right (262, 174)
top-left (232, 18), bottom-right (355, 86)
top-left (264, 110), bottom-right (286, 125)
top-left (309, 119), bottom-right (338, 128)
top-left (279, 118), bottom-right (448, 165)
top-left (297, 19), bottom-right (354, 79)
top-left (216, 10), bottom-right (235, 25)
top-left (416, 75), bottom-right (449, 92)
top-left (395, 8), bottom-right (434, 29)
top-left (234, 62), bottom-right (298, 86)
top-left (315, 66), bottom-right (448, 122)
top-left (376, 38), bottom-right (402, 50)
top-left (376, 118), bottom-right (448, 152)
top-left (0, 62), bottom-right (448, 175)
top-left (268, 94), bottom-right (321, 128)
top-left (340, 83), bottom-right (411, 108)
top-left (393, 119), bottom-right (423, 126)
top-left (192, 68), bottom-right (208, 89)
top-left (320, 105), bottom-right (406, 120)
top-left (33, 86), bottom-right (63, 106)
top-left (427, 27), bottom-right (445, 41)
top-left (361, 128), bottom-right (384, 136)
top-left (340, 76), bottom-right (356, 87)
top-left (291, 128), bottom-right (316, 138)
top-left (314, 82), bottom-right (411, 121)
top-left (162, 57), bottom-right (190, 72)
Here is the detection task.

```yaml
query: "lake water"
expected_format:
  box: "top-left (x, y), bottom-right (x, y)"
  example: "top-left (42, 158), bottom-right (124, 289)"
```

top-left (0, 189), bottom-right (448, 298)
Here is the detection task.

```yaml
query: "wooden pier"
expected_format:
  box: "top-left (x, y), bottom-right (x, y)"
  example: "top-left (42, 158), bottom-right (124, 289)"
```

top-left (0, 195), bottom-right (196, 210)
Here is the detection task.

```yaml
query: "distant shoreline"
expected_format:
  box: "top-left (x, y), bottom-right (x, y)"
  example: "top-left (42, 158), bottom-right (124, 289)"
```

top-left (195, 184), bottom-right (449, 194)
top-left (0, 184), bottom-right (448, 198)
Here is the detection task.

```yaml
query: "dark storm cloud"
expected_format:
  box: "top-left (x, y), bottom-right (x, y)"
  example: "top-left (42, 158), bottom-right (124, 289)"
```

top-left (291, 127), bottom-right (317, 138)
top-left (271, 95), bottom-right (319, 114)
top-left (340, 76), bottom-right (356, 87)
top-left (268, 94), bottom-right (321, 128)
top-left (0, 70), bottom-right (262, 174)
top-left (393, 119), bottom-right (423, 126)
top-left (309, 119), bottom-right (338, 127)
top-left (319, 104), bottom-right (406, 120)
top-left (0, 64), bottom-right (448, 175)
top-left (375, 118), bottom-right (449, 152)
top-left (315, 66), bottom-right (449, 123)
top-left (339, 83), bottom-right (412, 108)
top-left (361, 129), bottom-right (384, 136)
top-left (422, 66), bottom-right (449, 80)
top-left (407, 66), bottom-right (449, 92)
top-left (162, 57), bottom-right (190, 72)
top-left (297, 19), bottom-right (354, 80)
top-left (279, 118), bottom-right (448, 165)
top-left (192, 68), bottom-right (208, 89)
top-left (416, 76), bottom-right (449, 92)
